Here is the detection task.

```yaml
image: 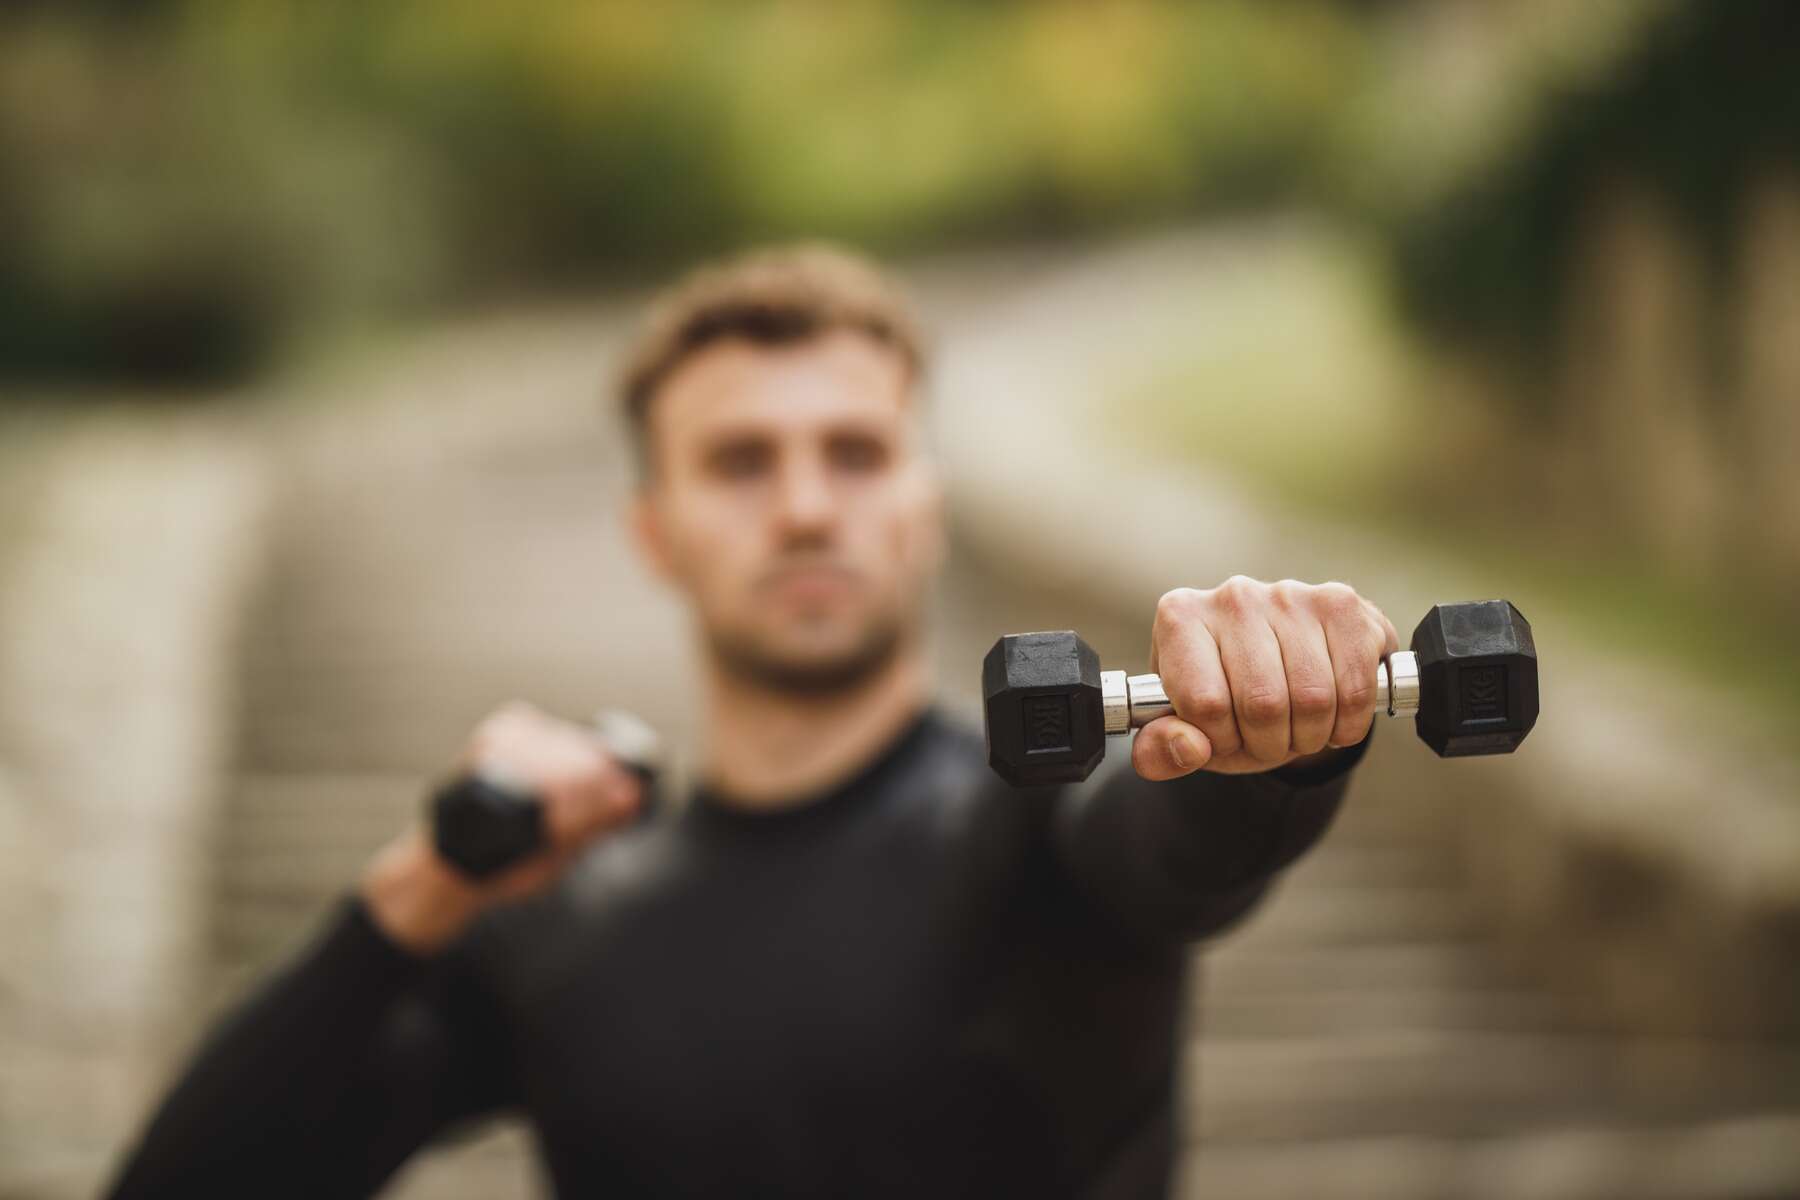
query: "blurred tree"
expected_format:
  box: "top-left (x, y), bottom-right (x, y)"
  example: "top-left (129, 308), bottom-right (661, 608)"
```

top-left (1395, 0), bottom-right (1800, 391)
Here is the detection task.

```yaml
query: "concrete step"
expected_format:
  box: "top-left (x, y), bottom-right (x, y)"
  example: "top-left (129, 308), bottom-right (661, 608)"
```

top-left (1187, 1032), bottom-right (1800, 1144)
top-left (1225, 884), bottom-right (1480, 947)
top-left (1180, 1113), bottom-right (1800, 1200)
top-left (1199, 986), bottom-right (1572, 1038)
top-left (225, 772), bottom-right (421, 831)
top-left (1277, 842), bottom-right (1459, 889)
top-left (1201, 943), bottom-right (1517, 997)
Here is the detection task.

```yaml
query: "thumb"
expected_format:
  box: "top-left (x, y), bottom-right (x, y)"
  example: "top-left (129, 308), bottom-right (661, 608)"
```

top-left (1132, 716), bottom-right (1214, 780)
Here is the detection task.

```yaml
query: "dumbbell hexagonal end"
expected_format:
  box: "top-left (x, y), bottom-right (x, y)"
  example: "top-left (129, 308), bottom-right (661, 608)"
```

top-left (982, 631), bottom-right (1107, 787)
top-left (1411, 600), bottom-right (1538, 757)
top-left (432, 775), bottom-right (545, 877)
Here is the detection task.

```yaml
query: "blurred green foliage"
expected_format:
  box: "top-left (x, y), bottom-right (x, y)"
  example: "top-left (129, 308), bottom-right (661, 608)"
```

top-left (1394, 0), bottom-right (1800, 389)
top-left (0, 0), bottom-right (1372, 385)
top-left (6, 0), bottom-right (1777, 395)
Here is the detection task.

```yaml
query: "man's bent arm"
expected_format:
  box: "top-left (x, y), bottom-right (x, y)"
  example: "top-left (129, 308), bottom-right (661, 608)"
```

top-left (104, 897), bottom-right (510, 1199)
top-left (1050, 734), bottom-right (1368, 944)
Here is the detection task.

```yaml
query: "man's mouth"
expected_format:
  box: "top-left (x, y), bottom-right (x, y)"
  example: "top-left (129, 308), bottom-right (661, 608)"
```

top-left (757, 563), bottom-right (862, 603)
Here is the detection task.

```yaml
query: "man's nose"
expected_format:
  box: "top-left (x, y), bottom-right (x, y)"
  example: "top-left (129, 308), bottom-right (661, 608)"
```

top-left (772, 455), bottom-right (837, 534)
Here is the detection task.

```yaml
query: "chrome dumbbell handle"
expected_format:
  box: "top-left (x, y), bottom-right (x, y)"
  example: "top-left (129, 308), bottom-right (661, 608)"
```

top-left (1099, 651), bottom-right (1421, 735)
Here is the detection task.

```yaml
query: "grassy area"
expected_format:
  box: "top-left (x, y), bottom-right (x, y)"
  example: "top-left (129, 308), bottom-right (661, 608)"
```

top-left (1107, 222), bottom-right (1800, 742)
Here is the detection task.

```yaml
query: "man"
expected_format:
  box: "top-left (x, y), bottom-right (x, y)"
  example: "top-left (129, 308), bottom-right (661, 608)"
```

top-left (108, 245), bottom-right (1398, 1198)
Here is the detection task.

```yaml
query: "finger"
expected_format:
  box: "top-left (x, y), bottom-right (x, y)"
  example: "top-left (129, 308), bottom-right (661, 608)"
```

top-left (1151, 597), bottom-right (1244, 759)
top-left (1326, 603), bottom-right (1388, 749)
top-left (1131, 715), bottom-right (1214, 780)
top-left (1271, 606), bottom-right (1336, 757)
top-left (543, 762), bottom-right (640, 847)
top-left (1207, 605), bottom-right (1290, 764)
top-left (1367, 601), bottom-right (1401, 655)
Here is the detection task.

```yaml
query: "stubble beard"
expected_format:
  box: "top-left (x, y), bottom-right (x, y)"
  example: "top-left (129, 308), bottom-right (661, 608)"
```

top-left (707, 610), bottom-right (910, 698)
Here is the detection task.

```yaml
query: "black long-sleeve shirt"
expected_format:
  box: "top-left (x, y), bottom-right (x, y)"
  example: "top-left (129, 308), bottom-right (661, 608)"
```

top-left (107, 707), bottom-right (1364, 1199)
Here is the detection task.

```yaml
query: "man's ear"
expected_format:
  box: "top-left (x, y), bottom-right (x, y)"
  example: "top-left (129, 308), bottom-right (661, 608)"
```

top-left (628, 487), bottom-right (677, 584)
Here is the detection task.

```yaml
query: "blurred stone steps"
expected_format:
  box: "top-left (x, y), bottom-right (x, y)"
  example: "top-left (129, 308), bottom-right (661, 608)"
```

top-left (1198, 987), bottom-right (1573, 1038)
top-left (1221, 884), bottom-right (1481, 947)
top-left (1274, 842), bottom-right (1459, 888)
top-left (1181, 1113), bottom-right (1800, 1200)
top-left (1202, 942), bottom-right (1518, 996)
top-left (209, 773), bottom-right (420, 960)
top-left (1188, 1032), bottom-right (1800, 1144)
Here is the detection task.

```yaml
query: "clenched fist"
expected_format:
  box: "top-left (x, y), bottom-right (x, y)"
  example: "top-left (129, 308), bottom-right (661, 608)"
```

top-left (362, 702), bottom-right (643, 954)
top-left (1133, 577), bottom-right (1399, 780)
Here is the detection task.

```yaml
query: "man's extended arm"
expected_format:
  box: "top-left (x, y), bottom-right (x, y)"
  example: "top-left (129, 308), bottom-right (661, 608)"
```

top-left (1051, 734), bottom-right (1366, 943)
top-left (1046, 577), bottom-right (1393, 943)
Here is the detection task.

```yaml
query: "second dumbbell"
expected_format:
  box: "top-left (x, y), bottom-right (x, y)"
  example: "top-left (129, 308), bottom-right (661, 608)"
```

top-left (430, 709), bottom-right (664, 878)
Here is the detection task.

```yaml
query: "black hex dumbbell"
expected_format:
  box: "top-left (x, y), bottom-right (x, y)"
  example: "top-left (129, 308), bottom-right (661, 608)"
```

top-left (982, 599), bottom-right (1537, 787)
top-left (430, 709), bottom-right (664, 878)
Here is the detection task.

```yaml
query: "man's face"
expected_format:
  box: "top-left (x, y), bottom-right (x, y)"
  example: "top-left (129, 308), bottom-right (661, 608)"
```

top-left (631, 330), bottom-right (944, 694)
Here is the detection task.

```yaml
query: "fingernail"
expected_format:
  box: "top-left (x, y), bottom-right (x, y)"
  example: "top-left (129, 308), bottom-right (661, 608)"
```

top-left (1170, 731), bottom-right (1201, 770)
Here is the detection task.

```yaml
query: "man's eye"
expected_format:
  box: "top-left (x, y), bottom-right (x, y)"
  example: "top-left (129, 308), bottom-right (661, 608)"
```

top-left (828, 436), bottom-right (889, 473)
top-left (709, 442), bottom-right (773, 479)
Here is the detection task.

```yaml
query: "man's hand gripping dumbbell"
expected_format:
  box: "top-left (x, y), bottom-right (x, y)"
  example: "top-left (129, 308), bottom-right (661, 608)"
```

top-left (982, 580), bottom-right (1538, 787)
top-left (361, 704), bottom-right (658, 953)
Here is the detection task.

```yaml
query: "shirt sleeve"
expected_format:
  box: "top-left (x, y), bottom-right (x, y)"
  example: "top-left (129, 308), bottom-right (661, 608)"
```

top-left (1048, 730), bottom-right (1370, 945)
top-left (103, 896), bottom-right (515, 1200)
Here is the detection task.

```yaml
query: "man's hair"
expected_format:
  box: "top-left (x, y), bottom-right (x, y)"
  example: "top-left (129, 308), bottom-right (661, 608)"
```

top-left (618, 243), bottom-right (927, 478)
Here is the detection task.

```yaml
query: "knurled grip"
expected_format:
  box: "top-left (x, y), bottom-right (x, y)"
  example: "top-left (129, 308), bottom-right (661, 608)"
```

top-left (1098, 651), bottom-right (1420, 735)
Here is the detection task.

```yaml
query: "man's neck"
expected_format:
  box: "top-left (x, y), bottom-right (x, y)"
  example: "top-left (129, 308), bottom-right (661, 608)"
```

top-left (699, 649), bottom-right (930, 811)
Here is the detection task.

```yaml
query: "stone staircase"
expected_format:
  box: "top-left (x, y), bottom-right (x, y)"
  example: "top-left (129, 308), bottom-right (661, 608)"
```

top-left (193, 308), bottom-right (1800, 1200)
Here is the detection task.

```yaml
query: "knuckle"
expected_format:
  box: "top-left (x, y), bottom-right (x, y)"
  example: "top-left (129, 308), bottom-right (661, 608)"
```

top-left (1154, 588), bottom-right (1204, 633)
top-left (1156, 587), bottom-right (1203, 618)
top-left (1218, 573), bottom-right (1263, 599)
top-left (1173, 680), bottom-right (1234, 724)
top-left (1337, 678), bottom-right (1378, 713)
top-left (1205, 578), bottom-right (1252, 615)
top-left (1290, 682), bottom-right (1335, 718)
top-left (1270, 578), bottom-right (1308, 609)
top-left (1317, 581), bottom-right (1362, 616)
top-left (1240, 686), bottom-right (1288, 725)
